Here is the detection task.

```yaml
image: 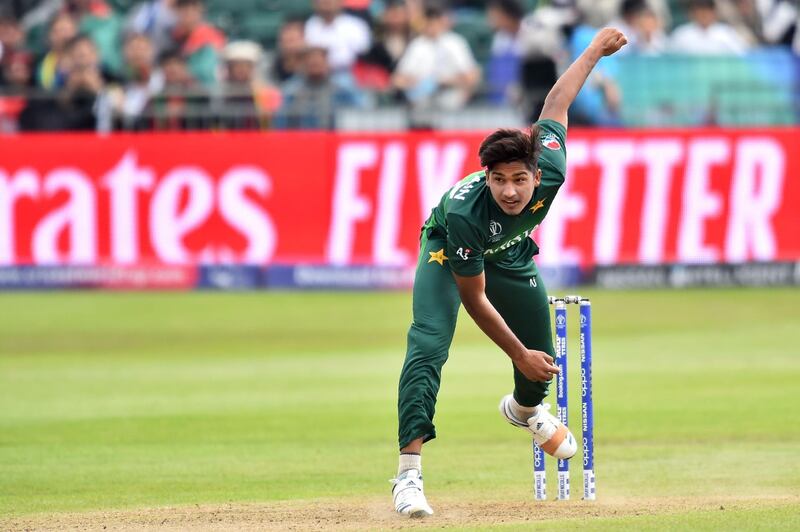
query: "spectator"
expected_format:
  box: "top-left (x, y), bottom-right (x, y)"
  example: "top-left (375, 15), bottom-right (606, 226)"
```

top-left (715, 0), bottom-right (763, 46)
top-left (0, 50), bottom-right (34, 132)
top-left (304, 0), bottom-right (371, 72)
top-left (116, 32), bottom-right (164, 128)
top-left (393, 4), bottom-right (480, 110)
top-left (566, 25), bottom-right (623, 125)
top-left (0, 16), bottom-right (25, 67)
top-left (35, 12), bottom-right (76, 89)
top-left (172, 0), bottom-right (225, 86)
top-left (61, 33), bottom-right (112, 130)
top-left (219, 40), bottom-right (281, 129)
top-left (277, 46), bottom-right (366, 129)
top-left (65, 32), bottom-right (118, 82)
top-left (761, 0), bottom-right (799, 53)
top-left (22, 33), bottom-right (111, 130)
top-left (125, 0), bottom-right (177, 57)
top-left (514, 0), bottom-right (574, 122)
top-left (149, 49), bottom-right (206, 129)
top-left (1, 49), bottom-right (33, 91)
top-left (1, 2), bottom-right (41, 19)
top-left (611, 0), bottom-right (666, 55)
top-left (405, 0), bottom-right (426, 32)
top-left (64, 0), bottom-right (124, 76)
top-left (272, 20), bottom-right (305, 83)
top-left (355, 0), bottom-right (412, 91)
top-left (15, 1), bottom-right (122, 75)
top-left (576, 0), bottom-right (671, 29)
top-left (670, 0), bottom-right (749, 54)
top-left (631, 6), bottom-right (667, 54)
top-left (486, 0), bottom-right (526, 105)
top-left (341, 0), bottom-right (372, 21)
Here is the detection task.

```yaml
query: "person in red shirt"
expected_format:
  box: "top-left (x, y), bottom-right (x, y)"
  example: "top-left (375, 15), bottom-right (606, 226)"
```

top-left (172, 0), bottom-right (225, 86)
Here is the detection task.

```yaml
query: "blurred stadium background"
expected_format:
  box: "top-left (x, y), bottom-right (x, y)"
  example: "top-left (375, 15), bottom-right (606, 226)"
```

top-left (1, 0), bottom-right (799, 529)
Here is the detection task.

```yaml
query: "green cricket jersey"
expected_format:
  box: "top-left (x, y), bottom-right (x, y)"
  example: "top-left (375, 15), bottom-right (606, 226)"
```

top-left (422, 119), bottom-right (568, 276)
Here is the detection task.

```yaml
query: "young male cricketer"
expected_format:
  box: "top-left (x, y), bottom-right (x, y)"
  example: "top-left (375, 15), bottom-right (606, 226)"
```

top-left (392, 28), bottom-right (627, 517)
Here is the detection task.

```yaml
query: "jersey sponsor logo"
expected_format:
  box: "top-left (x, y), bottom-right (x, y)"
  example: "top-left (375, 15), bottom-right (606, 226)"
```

top-left (449, 175), bottom-right (482, 201)
top-left (485, 228), bottom-right (534, 256)
top-left (456, 247), bottom-right (472, 261)
top-left (530, 277), bottom-right (537, 287)
top-left (542, 133), bottom-right (561, 151)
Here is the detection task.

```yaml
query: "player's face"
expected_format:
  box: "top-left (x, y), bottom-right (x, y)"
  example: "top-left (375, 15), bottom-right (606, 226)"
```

top-left (488, 161), bottom-right (541, 215)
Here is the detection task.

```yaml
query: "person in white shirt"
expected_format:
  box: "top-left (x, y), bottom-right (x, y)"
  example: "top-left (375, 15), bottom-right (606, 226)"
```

top-left (670, 0), bottom-right (750, 55)
top-left (761, 0), bottom-right (800, 54)
top-left (125, 0), bottom-right (178, 57)
top-left (304, 0), bottom-right (371, 72)
top-left (392, 4), bottom-right (481, 110)
top-left (609, 0), bottom-right (667, 55)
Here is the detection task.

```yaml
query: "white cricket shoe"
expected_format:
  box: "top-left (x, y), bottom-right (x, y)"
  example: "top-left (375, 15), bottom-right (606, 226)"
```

top-left (390, 469), bottom-right (434, 518)
top-left (498, 394), bottom-right (578, 460)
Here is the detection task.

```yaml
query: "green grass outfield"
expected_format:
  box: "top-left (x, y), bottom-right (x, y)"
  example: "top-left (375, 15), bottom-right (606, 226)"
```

top-left (1, 289), bottom-right (799, 529)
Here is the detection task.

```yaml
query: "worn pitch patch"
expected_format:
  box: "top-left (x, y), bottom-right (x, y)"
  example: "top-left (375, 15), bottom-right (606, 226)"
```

top-left (2, 495), bottom-right (798, 531)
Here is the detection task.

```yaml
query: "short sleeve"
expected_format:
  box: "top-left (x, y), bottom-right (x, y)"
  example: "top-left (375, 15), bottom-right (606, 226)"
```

top-left (536, 119), bottom-right (567, 188)
top-left (396, 41), bottom-right (422, 76)
top-left (528, 119), bottom-right (568, 226)
top-left (448, 34), bottom-right (478, 72)
top-left (348, 16), bottom-right (372, 54)
top-left (446, 213), bottom-right (484, 277)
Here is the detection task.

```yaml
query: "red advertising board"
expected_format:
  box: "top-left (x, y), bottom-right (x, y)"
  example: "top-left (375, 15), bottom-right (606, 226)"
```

top-left (1, 128), bottom-right (798, 267)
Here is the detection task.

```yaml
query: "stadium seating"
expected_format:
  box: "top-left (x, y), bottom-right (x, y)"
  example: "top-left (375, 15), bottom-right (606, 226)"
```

top-left (238, 12), bottom-right (286, 48)
top-left (616, 49), bottom-right (798, 126)
top-left (451, 10), bottom-right (494, 66)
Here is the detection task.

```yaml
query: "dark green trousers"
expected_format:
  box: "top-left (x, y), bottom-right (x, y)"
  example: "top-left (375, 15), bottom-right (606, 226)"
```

top-left (397, 235), bottom-right (554, 449)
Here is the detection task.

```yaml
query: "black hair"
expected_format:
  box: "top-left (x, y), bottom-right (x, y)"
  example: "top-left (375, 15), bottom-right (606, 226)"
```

top-left (487, 0), bottom-right (526, 21)
top-left (689, 0), bottom-right (715, 9)
top-left (159, 48), bottom-right (185, 65)
top-left (620, 0), bottom-right (649, 18)
top-left (478, 125), bottom-right (542, 172)
top-left (423, 1), bottom-right (447, 19)
top-left (64, 33), bottom-right (95, 53)
top-left (48, 11), bottom-right (76, 30)
top-left (124, 32), bottom-right (151, 44)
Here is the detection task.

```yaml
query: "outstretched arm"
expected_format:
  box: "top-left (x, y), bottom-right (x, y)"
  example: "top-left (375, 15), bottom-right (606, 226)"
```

top-left (539, 28), bottom-right (628, 127)
top-left (453, 272), bottom-right (560, 382)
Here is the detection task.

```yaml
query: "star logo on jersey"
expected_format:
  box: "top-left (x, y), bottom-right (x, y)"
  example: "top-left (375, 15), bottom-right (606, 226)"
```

top-left (428, 249), bottom-right (448, 266)
top-left (530, 198), bottom-right (546, 214)
top-left (542, 133), bottom-right (561, 150)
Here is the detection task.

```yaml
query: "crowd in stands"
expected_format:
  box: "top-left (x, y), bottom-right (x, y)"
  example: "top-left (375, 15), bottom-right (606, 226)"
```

top-left (0, 0), bottom-right (797, 132)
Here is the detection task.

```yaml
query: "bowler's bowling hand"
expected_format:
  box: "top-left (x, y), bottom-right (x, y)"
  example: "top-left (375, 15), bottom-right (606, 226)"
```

top-left (590, 28), bottom-right (628, 57)
top-left (512, 349), bottom-right (560, 382)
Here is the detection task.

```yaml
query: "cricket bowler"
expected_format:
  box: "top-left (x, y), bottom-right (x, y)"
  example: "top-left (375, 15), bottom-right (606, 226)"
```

top-left (392, 28), bottom-right (627, 517)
